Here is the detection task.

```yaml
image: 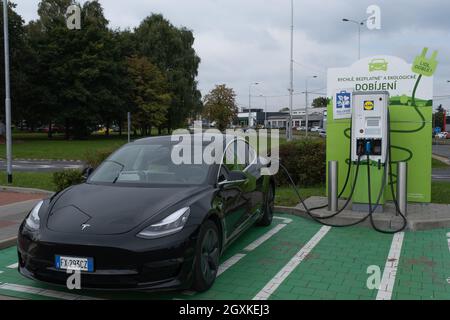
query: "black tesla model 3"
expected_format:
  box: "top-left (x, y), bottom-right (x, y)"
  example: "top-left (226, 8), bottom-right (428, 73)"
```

top-left (17, 134), bottom-right (275, 292)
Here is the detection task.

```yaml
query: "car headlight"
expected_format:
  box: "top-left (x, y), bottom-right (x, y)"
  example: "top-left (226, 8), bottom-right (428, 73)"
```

top-left (25, 201), bottom-right (44, 231)
top-left (137, 207), bottom-right (190, 239)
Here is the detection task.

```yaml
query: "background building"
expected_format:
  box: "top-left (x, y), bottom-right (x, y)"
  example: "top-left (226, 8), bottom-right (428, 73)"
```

top-left (267, 107), bottom-right (326, 129)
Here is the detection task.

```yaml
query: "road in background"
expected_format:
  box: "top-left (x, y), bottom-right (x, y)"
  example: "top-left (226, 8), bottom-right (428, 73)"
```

top-left (0, 160), bottom-right (84, 172)
top-left (433, 145), bottom-right (450, 159)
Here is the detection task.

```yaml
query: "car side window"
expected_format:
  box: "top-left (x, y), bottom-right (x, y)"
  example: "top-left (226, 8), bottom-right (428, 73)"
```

top-left (223, 140), bottom-right (245, 172)
top-left (246, 144), bottom-right (257, 168)
top-left (222, 140), bottom-right (257, 172)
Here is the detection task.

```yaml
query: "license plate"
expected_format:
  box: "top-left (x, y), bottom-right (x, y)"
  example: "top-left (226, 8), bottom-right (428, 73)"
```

top-left (55, 255), bottom-right (94, 272)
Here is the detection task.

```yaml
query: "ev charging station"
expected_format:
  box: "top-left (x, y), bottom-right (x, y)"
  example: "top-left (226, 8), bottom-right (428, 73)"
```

top-left (320, 49), bottom-right (439, 231)
top-left (351, 91), bottom-right (389, 213)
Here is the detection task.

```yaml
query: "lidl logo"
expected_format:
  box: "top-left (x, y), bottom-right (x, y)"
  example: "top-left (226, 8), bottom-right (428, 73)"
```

top-left (364, 100), bottom-right (374, 111)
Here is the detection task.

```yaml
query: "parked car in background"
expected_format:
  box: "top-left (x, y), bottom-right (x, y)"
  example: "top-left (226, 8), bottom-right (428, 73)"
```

top-left (318, 129), bottom-right (326, 138)
top-left (37, 125), bottom-right (64, 134)
top-left (310, 126), bottom-right (321, 133)
top-left (436, 132), bottom-right (448, 139)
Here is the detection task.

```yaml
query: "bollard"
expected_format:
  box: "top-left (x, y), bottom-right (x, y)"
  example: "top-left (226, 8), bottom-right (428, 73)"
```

top-left (328, 161), bottom-right (338, 212)
top-left (397, 162), bottom-right (408, 216)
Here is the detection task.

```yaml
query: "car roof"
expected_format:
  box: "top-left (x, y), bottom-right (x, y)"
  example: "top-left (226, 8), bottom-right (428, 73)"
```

top-left (132, 133), bottom-right (250, 146)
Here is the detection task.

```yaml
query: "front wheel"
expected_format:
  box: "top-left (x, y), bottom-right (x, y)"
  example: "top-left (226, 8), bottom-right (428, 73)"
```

top-left (192, 220), bottom-right (220, 292)
top-left (257, 185), bottom-right (274, 226)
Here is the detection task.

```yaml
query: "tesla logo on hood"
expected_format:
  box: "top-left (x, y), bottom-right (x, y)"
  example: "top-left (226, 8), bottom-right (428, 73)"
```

top-left (81, 224), bottom-right (91, 231)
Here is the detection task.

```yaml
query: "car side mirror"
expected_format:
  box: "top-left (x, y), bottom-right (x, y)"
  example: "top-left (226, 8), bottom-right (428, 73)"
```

top-left (228, 170), bottom-right (248, 181)
top-left (217, 170), bottom-right (248, 187)
top-left (82, 167), bottom-right (94, 180)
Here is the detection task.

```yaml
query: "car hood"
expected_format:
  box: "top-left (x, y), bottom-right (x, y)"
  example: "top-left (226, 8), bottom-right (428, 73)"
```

top-left (46, 183), bottom-right (208, 235)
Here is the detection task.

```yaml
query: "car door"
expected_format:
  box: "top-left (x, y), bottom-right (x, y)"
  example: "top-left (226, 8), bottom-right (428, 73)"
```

top-left (243, 143), bottom-right (265, 218)
top-left (218, 139), bottom-right (260, 241)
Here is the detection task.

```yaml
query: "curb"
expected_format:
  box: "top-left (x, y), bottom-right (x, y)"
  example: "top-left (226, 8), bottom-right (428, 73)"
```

top-left (432, 154), bottom-right (450, 165)
top-left (0, 237), bottom-right (17, 250)
top-left (275, 205), bottom-right (450, 231)
top-left (0, 186), bottom-right (54, 196)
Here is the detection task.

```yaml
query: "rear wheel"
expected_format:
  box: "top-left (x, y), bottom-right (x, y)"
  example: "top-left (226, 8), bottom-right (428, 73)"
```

top-left (257, 185), bottom-right (274, 226)
top-left (192, 220), bottom-right (220, 292)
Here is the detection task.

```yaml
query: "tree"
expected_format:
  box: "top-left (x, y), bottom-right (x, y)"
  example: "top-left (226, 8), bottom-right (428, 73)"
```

top-left (312, 97), bottom-right (330, 109)
top-left (203, 85), bottom-right (238, 131)
top-left (135, 14), bottom-right (202, 131)
top-left (0, 2), bottom-right (32, 127)
top-left (127, 56), bottom-right (171, 136)
top-left (279, 107), bottom-right (289, 112)
top-left (433, 104), bottom-right (446, 129)
top-left (29, 0), bottom-right (128, 139)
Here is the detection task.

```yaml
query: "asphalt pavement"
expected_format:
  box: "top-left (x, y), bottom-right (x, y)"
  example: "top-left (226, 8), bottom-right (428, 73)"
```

top-left (433, 145), bottom-right (450, 159)
top-left (0, 159), bottom-right (84, 172)
top-left (432, 145), bottom-right (450, 182)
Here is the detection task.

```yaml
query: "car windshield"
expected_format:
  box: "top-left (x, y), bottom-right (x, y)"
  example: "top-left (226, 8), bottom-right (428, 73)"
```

top-left (88, 142), bottom-right (211, 186)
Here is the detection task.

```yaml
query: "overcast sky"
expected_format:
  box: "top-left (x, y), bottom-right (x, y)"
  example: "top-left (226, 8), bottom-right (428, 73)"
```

top-left (14, 0), bottom-right (450, 112)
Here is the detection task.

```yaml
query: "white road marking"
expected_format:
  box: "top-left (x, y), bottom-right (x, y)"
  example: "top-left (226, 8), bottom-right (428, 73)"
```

top-left (252, 226), bottom-right (332, 300)
top-left (273, 216), bottom-right (293, 224)
top-left (447, 232), bottom-right (450, 253)
top-left (180, 218), bottom-right (293, 298)
top-left (217, 253), bottom-right (246, 276)
top-left (376, 232), bottom-right (405, 300)
top-left (0, 283), bottom-right (103, 300)
top-left (6, 263), bottom-right (18, 269)
top-left (244, 224), bottom-right (287, 252)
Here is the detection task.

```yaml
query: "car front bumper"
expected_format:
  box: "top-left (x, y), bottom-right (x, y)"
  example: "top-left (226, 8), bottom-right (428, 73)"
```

top-left (17, 224), bottom-right (200, 291)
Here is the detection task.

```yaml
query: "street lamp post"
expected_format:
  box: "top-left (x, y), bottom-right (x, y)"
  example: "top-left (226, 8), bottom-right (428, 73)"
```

top-left (259, 95), bottom-right (268, 127)
top-left (342, 18), bottom-right (365, 60)
top-left (248, 82), bottom-right (259, 128)
top-left (305, 76), bottom-right (318, 138)
top-left (287, 0), bottom-right (294, 141)
top-left (3, 0), bottom-right (12, 183)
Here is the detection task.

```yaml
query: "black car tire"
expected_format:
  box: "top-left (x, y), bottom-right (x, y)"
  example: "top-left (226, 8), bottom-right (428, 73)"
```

top-left (257, 185), bottom-right (274, 226)
top-left (192, 220), bottom-right (220, 292)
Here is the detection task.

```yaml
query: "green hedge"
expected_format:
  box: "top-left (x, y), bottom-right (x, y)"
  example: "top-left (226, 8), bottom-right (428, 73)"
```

top-left (52, 149), bottom-right (115, 192)
top-left (53, 169), bottom-right (84, 192)
top-left (83, 148), bottom-right (114, 168)
top-left (276, 139), bottom-right (326, 187)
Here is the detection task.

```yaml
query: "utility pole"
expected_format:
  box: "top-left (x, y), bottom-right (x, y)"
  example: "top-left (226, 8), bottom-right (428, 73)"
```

top-left (305, 76), bottom-right (317, 138)
top-left (287, 0), bottom-right (294, 141)
top-left (248, 82), bottom-right (259, 128)
top-left (3, 0), bottom-right (12, 183)
top-left (127, 112), bottom-right (131, 143)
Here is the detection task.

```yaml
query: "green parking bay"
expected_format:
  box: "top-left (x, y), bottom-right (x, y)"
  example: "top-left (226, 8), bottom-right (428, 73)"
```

top-left (0, 214), bottom-right (449, 300)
